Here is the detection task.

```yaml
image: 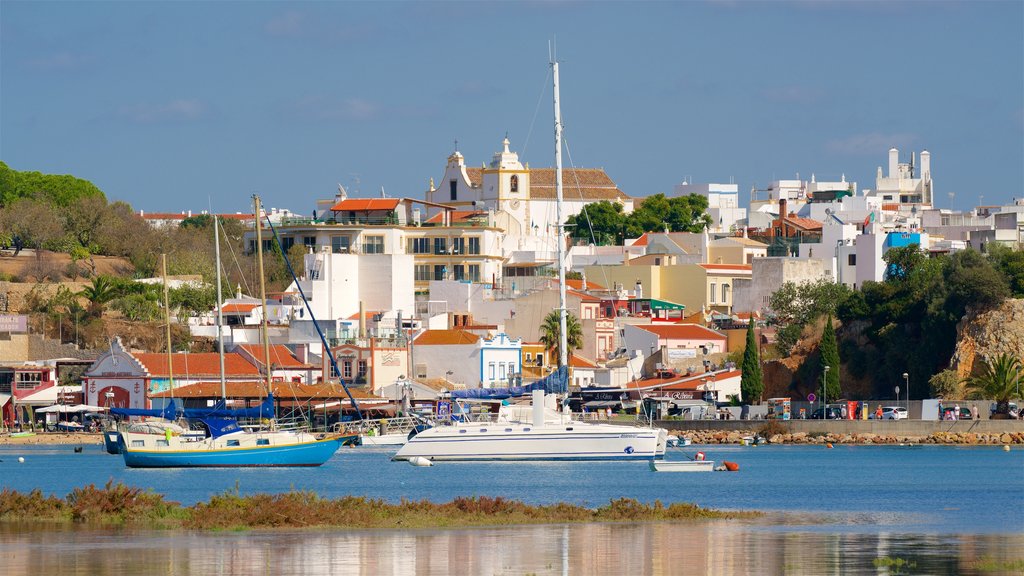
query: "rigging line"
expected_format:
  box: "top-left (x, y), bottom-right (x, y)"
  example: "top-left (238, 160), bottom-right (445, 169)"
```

top-left (263, 214), bottom-right (364, 423)
top-left (220, 220), bottom-right (253, 299)
top-left (562, 135), bottom-right (616, 294)
top-left (519, 67), bottom-right (553, 160)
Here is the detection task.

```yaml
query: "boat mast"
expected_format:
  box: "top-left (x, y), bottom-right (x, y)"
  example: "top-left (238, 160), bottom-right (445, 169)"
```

top-left (214, 214), bottom-right (227, 401)
top-left (552, 58), bottom-right (568, 370)
top-left (253, 195), bottom-right (273, 400)
top-left (162, 253), bottom-right (174, 402)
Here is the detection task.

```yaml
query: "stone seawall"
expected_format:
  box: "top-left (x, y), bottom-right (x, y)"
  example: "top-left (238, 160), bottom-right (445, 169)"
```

top-left (658, 419), bottom-right (1024, 445)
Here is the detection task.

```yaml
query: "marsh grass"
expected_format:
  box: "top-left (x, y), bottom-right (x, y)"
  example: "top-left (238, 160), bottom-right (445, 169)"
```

top-left (0, 483), bottom-right (759, 531)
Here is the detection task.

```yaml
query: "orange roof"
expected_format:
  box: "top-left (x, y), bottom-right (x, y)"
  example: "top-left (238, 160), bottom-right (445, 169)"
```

top-left (560, 278), bottom-right (606, 291)
top-left (346, 311), bottom-right (382, 321)
top-left (330, 198), bottom-right (401, 212)
top-left (567, 289), bottom-right (602, 303)
top-left (150, 381), bottom-right (382, 400)
top-left (569, 356), bottom-right (598, 368)
top-left (424, 210), bottom-right (487, 224)
top-left (631, 233), bottom-right (650, 247)
top-left (636, 324), bottom-right (726, 340)
top-left (626, 369), bottom-right (741, 391)
top-left (221, 303), bottom-right (259, 314)
top-left (782, 215), bottom-right (823, 230)
top-left (413, 329), bottom-right (481, 346)
top-left (236, 344), bottom-right (311, 368)
top-left (134, 353), bottom-right (261, 378)
top-left (698, 263), bottom-right (752, 271)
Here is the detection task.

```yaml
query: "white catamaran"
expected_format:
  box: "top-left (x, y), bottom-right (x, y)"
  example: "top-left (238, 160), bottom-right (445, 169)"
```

top-left (393, 57), bottom-right (667, 462)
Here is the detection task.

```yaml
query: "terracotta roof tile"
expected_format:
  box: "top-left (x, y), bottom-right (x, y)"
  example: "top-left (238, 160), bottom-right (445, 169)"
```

top-left (413, 329), bottom-right (481, 346)
top-left (462, 167), bottom-right (629, 200)
top-left (330, 198), bottom-right (401, 212)
top-left (698, 263), bottom-right (752, 272)
top-left (635, 324), bottom-right (727, 340)
top-left (134, 353), bottom-right (261, 378)
top-left (569, 356), bottom-right (598, 368)
top-left (221, 303), bottom-right (259, 314)
top-left (236, 344), bottom-right (311, 368)
top-left (151, 381), bottom-right (382, 399)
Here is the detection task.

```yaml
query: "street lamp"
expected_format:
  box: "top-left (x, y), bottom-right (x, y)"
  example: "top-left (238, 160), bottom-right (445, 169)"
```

top-left (903, 372), bottom-right (909, 418)
top-left (822, 365), bottom-right (830, 418)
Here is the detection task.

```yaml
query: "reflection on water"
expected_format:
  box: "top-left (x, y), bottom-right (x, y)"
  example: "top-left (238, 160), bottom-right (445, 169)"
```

top-left (2, 521), bottom-right (1022, 576)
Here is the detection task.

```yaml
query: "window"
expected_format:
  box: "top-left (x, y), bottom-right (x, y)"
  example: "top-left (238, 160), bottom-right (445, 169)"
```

top-left (525, 353), bottom-right (533, 363)
top-left (468, 237), bottom-right (480, 255)
top-left (450, 180), bottom-right (457, 201)
top-left (227, 440), bottom-right (240, 447)
top-left (303, 236), bottom-right (316, 248)
top-left (499, 363), bottom-right (507, 380)
top-left (16, 372), bottom-right (42, 389)
top-left (452, 265), bottom-right (465, 281)
top-left (256, 439), bottom-right (269, 446)
top-left (342, 360), bottom-right (352, 379)
top-left (468, 264), bottom-right (480, 282)
top-left (408, 238), bottom-right (430, 254)
top-left (362, 236), bottom-right (384, 254)
top-left (434, 265), bottom-right (446, 281)
top-left (488, 362), bottom-right (495, 380)
top-left (709, 283), bottom-right (717, 304)
top-left (0, 372), bottom-right (12, 393)
top-left (331, 236), bottom-right (350, 253)
top-left (414, 265), bottom-right (431, 281)
top-left (157, 439), bottom-right (169, 447)
top-left (433, 237), bottom-right (447, 255)
top-left (281, 237), bottom-right (295, 252)
top-left (357, 360), bottom-right (367, 379)
top-left (451, 237), bottom-right (465, 255)
top-left (848, 254), bottom-right (857, 266)
top-left (722, 283), bottom-right (729, 303)
top-left (510, 175), bottom-right (519, 192)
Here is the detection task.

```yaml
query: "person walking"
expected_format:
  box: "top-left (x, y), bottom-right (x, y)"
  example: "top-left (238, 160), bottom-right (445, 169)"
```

top-left (972, 404), bottom-right (979, 420)
top-left (874, 405), bottom-right (883, 420)
top-left (954, 404), bottom-right (961, 420)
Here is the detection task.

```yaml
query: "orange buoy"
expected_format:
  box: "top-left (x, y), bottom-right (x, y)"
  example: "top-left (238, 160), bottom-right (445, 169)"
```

top-left (723, 461), bottom-right (739, 472)
top-left (826, 443), bottom-right (833, 449)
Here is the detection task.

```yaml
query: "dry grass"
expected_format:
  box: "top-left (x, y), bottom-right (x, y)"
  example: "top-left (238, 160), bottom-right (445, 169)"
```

top-left (0, 483), bottom-right (759, 531)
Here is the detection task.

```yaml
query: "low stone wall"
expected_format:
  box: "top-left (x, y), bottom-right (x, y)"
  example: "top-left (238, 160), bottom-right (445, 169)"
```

top-left (658, 419), bottom-right (1024, 445)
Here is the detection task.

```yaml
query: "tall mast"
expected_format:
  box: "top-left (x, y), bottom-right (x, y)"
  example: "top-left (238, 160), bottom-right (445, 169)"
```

top-left (214, 215), bottom-right (226, 400)
top-left (162, 254), bottom-right (174, 401)
top-left (552, 59), bottom-right (568, 370)
top-left (253, 195), bottom-right (272, 399)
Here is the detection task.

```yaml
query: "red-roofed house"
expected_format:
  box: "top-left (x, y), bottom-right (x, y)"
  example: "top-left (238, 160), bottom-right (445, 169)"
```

top-left (624, 368), bottom-right (742, 405)
top-left (622, 323), bottom-right (728, 360)
top-left (412, 330), bottom-right (521, 389)
top-left (82, 339), bottom-right (264, 409)
top-left (234, 344), bottom-right (316, 383)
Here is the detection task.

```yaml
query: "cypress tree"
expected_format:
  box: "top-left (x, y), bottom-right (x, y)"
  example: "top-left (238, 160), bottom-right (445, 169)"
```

top-left (740, 316), bottom-right (763, 404)
top-left (820, 314), bottom-right (841, 402)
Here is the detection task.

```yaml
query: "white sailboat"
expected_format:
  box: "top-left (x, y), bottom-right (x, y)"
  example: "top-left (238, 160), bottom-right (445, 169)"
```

top-left (393, 57), bottom-right (667, 462)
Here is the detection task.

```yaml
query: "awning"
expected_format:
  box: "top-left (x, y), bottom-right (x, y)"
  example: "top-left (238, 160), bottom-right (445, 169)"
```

top-left (36, 404), bottom-right (109, 414)
top-left (649, 299), bottom-right (686, 311)
top-left (0, 393), bottom-right (10, 407)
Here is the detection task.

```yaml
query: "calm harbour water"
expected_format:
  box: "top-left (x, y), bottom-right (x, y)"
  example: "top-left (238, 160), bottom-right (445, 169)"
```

top-left (2, 443), bottom-right (1022, 575)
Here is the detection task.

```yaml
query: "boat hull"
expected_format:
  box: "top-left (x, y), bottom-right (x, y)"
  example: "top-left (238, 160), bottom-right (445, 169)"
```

top-left (104, 431), bottom-right (122, 454)
top-left (359, 433), bottom-right (409, 447)
top-left (649, 459), bottom-right (714, 472)
top-left (120, 434), bottom-right (344, 468)
top-left (393, 424), bottom-right (666, 462)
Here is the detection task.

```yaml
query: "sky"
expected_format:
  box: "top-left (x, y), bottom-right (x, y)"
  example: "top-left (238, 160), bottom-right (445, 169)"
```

top-left (2, 1), bottom-right (1022, 215)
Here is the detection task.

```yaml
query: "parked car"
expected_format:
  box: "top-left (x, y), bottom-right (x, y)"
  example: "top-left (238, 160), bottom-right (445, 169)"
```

top-left (881, 406), bottom-right (908, 420)
top-left (810, 406), bottom-right (844, 420)
top-left (941, 406), bottom-right (972, 420)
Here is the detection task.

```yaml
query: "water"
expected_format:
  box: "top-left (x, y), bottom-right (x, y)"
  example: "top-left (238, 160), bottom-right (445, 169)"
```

top-left (2, 443), bottom-right (1022, 575)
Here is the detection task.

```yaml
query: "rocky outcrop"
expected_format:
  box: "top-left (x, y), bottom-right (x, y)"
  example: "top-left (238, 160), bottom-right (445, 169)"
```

top-left (951, 298), bottom-right (1024, 380)
top-left (669, 429), bottom-right (1024, 445)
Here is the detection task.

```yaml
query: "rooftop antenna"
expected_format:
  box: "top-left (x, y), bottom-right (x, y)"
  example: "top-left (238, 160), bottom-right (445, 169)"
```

top-left (454, 138), bottom-right (458, 152)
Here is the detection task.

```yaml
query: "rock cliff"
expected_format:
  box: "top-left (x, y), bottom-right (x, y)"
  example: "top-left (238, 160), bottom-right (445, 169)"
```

top-left (951, 298), bottom-right (1024, 379)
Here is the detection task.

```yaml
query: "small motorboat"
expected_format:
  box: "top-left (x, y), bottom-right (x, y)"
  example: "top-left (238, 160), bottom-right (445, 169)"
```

top-left (649, 459), bottom-right (714, 472)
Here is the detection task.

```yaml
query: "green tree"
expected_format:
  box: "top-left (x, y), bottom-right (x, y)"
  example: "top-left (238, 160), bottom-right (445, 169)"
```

top-left (819, 314), bottom-right (841, 403)
top-left (987, 245), bottom-right (1024, 297)
top-left (538, 310), bottom-right (583, 367)
top-left (883, 244), bottom-right (925, 281)
top-left (0, 161), bottom-right (105, 207)
top-left (768, 278), bottom-right (851, 356)
top-left (964, 353), bottom-right (1022, 419)
top-left (740, 316), bottom-right (763, 404)
top-left (566, 201), bottom-right (627, 245)
top-left (77, 275), bottom-right (120, 317)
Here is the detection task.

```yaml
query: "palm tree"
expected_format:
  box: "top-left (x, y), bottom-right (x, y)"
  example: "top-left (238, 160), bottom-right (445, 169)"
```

top-left (964, 353), bottom-right (1022, 419)
top-left (77, 275), bottom-right (119, 318)
top-left (538, 310), bottom-right (583, 367)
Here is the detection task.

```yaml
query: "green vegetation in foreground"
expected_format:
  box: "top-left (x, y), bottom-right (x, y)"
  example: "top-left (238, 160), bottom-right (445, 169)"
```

top-left (0, 480), bottom-right (759, 530)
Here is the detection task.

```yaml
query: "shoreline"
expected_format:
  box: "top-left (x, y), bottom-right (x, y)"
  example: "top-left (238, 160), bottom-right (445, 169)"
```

top-left (3, 430), bottom-right (1023, 447)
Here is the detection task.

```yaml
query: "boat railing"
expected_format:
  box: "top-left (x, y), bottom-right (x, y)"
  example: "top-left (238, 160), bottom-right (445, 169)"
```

top-left (335, 415), bottom-right (422, 435)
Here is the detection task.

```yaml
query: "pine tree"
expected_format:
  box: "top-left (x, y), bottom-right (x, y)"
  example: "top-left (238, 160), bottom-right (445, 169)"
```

top-left (740, 316), bottom-right (763, 404)
top-left (820, 314), bottom-right (841, 402)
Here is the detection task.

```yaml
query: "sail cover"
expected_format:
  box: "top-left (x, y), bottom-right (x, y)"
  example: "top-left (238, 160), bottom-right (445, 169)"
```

top-left (450, 366), bottom-right (568, 399)
top-left (110, 400), bottom-right (177, 420)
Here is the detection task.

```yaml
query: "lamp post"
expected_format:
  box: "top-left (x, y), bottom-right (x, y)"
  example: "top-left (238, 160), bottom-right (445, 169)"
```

top-left (823, 365), bottom-right (830, 418)
top-left (903, 372), bottom-right (909, 418)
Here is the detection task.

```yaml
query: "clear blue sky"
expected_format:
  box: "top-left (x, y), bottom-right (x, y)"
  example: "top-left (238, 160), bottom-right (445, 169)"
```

top-left (3, 1), bottom-right (1021, 215)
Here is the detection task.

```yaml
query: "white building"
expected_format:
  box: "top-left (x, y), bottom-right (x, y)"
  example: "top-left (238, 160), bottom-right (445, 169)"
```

top-left (674, 182), bottom-right (747, 233)
top-left (865, 147), bottom-right (934, 207)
